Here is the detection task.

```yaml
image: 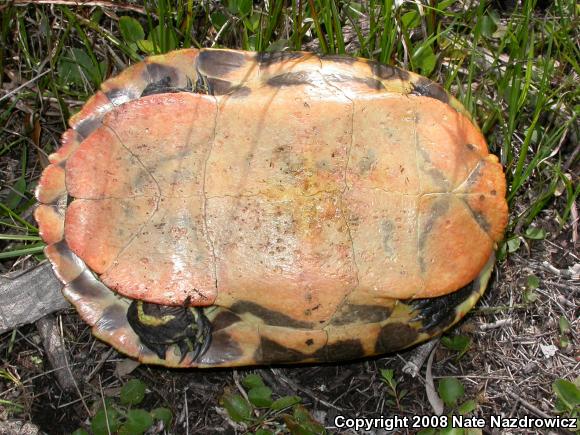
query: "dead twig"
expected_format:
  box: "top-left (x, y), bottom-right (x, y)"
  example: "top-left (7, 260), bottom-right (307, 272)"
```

top-left (270, 368), bottom-right (343, 411)
top-left (10, 0), bottom-right (147, 15)
top-left (424, 342), bottom-right (444, 416)
top-left (505, 391), bottom-right (577, 435)
top-left (479, 318), bottom-right (514, 331)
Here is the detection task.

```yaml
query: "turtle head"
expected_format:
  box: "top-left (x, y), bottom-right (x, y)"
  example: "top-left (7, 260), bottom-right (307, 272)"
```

top-left (127, 300), bottom-right (211, 362)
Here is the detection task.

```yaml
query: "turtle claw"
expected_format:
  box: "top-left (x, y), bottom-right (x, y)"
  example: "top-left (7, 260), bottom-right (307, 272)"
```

top-left (127, 301), bottom-right (212, 363)
top-left (176, 307), bottom-right (212, 363)
top-left (409, 282), bottom-right (474, 331)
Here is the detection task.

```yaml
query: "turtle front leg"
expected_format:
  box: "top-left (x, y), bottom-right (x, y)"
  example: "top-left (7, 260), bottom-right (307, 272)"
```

top-left (127, 301), bottom-right (212, 362)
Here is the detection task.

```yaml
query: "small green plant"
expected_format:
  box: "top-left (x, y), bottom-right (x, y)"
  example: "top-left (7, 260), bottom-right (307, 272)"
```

top-left (558, 316), bottom-right (572, 349)
top-left (523, 274), bottom-right (540, 303)
top-left (417, 377), bottom-right (478, 435)
top-left (73, 379), bottom-right (172, 435)
top-left (552, 378), bottom-right (580, 418)
top-left (0, 368), bottom-right (24, 414)
top-left (380, 368), bottom-right (408, 410)
top-left (438, 377), bottom-right (478, 416)
top-left (441, 335), bottom-right (471, 360)
top-left (220, 373), bottom-right (325, 434)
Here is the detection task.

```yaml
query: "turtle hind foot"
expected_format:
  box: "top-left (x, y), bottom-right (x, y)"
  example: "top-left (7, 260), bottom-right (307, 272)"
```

top-left (127, 301), bottom-right (212, 362)
top-left (409, 281), bottom-right (474, 331)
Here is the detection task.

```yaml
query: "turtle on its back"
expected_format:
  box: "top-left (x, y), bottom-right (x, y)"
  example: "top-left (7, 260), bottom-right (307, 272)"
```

top-left (35, 49), bottom-right (507, 368)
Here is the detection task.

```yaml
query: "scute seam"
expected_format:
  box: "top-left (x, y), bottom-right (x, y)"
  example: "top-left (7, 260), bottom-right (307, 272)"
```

top-left (413, 101), bottom-right (426, 297)
top-left (318, 58), bottom-right (360, 329)
top-left (99, 125), bottom-right (161, 276)
top-left (201, 89), bottom-right (219, 292)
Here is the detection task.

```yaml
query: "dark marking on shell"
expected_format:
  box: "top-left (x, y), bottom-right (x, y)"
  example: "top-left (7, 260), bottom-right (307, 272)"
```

top-left (418, 198), bottom-right (450, 249)
top-left (141, 76), bottom-right (173, 96)
top-left (97, 304), bottom-right (128, 332)
top-left (141, 77), bottom-right (194, 97)
top-left (381, 219), bottom-right (395, 255)
top-left (74, 116), bottom-right (103, 140)
top-left (370, 62), bottom-right (410, 81)
top-left (68, 271), bottom-right (105, 298)
top-left (206, 77), bottom-right (237, 95)
top-left (358, 149), bottom-right (377, 174)
top-left (375, 322), bottom-right (419, 354)
top-left (330, 304), bottom-right (393, 326)
top-left (259, 337), bottom-right (306, 363)
top-left (197, 49), bottom-right (246, 77)
top-left (418, 147), bottom-right (452, 191)
top-left (52, 240), bottom-right (86, 281)
top-left (418, 197), bottom-right (450, 273)
top-left (325, 73), bottom-right (385, 90)
top-left (411, 78), bottom-right (450, 104)
top-left (105, 88), bottom-right (140, 106)
top-left (461, 198), bottom-right (492, 233)
top-left (461, 160), bottom-right (484, 189)
top-left (194, 74), bottom-right (243, 96)
top-left (410, 280), bottom-right (475, 331)
top-left (211, 310), bottom-right (242, 331)
top-left (230, 86), bottom-right (252, 98)
top-left (147, 63), bottom-right (182, 85)
top-left (201, 330), bottom-right (243, 365)
top-left (314, 339), bottom-right (365, 361)
top-left (257, 51), bottom-right (304, 65)
top-left (231, 301), bottom-right (314, 329)
top-left (322, 54), bottom-right (358, 64)
top-left (267, 72), bottom-right (316, 88)
top-left (425, 167), bottom-right (451, 190)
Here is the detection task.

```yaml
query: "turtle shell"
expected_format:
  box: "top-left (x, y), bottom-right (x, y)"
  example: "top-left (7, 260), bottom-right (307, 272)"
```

top-left (35, 49), bottom-right (507, 367)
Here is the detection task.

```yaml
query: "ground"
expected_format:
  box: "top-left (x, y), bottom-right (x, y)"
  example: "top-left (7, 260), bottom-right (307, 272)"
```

top-left (0, 1), bottom-right (578, 434)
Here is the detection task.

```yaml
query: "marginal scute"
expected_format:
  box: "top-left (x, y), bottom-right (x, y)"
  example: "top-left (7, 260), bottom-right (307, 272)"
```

top-left (68, 92), bottom-right (113, 135)
top-left (202, 77), bottom-right (237, 95)
top-left (68, 270), bottom-right (111, 299)
top-left (200, 330), bottom-right (244, 366)
top-left (266, 71), bottom-right (317, 87)
top-left (370, 62), bottom-right (410, 81)
top-left (141, 62), bottom-right (194, 97)
top-left (74, 115), bottom-right (103, 140)
top-left (330, 304), bottom-right (393, 326)
top-left (96, 304), bottom-right (128, 332)
top-left (36, 164), bottom-right (66, 204)
top-left (211, 310), bottom-right (242, 331)
top-left (314, 339), bottom-right (365, 361)
top-left (375, 323), bottom-right (420, 354)
top-left (321, 54), bottom-right (358, 64)
top-left (34, 204), bottom-right (64, 245)
top-left (257, 51), bottom-right (305, 65)
top-left (258, 337), bottom-right (307, 363)
top-left (45, 240), bottom-right (86, 284)
top-left (198, 49), bottom-right (248, 76)
top-left (411, 77), bottom-right (450, 104)
top-left (48, 129), bottom-right (83, 164)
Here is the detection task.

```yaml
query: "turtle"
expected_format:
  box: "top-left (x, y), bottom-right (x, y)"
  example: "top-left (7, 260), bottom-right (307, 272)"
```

top-left (35, 48), bottom-right (508, 368)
